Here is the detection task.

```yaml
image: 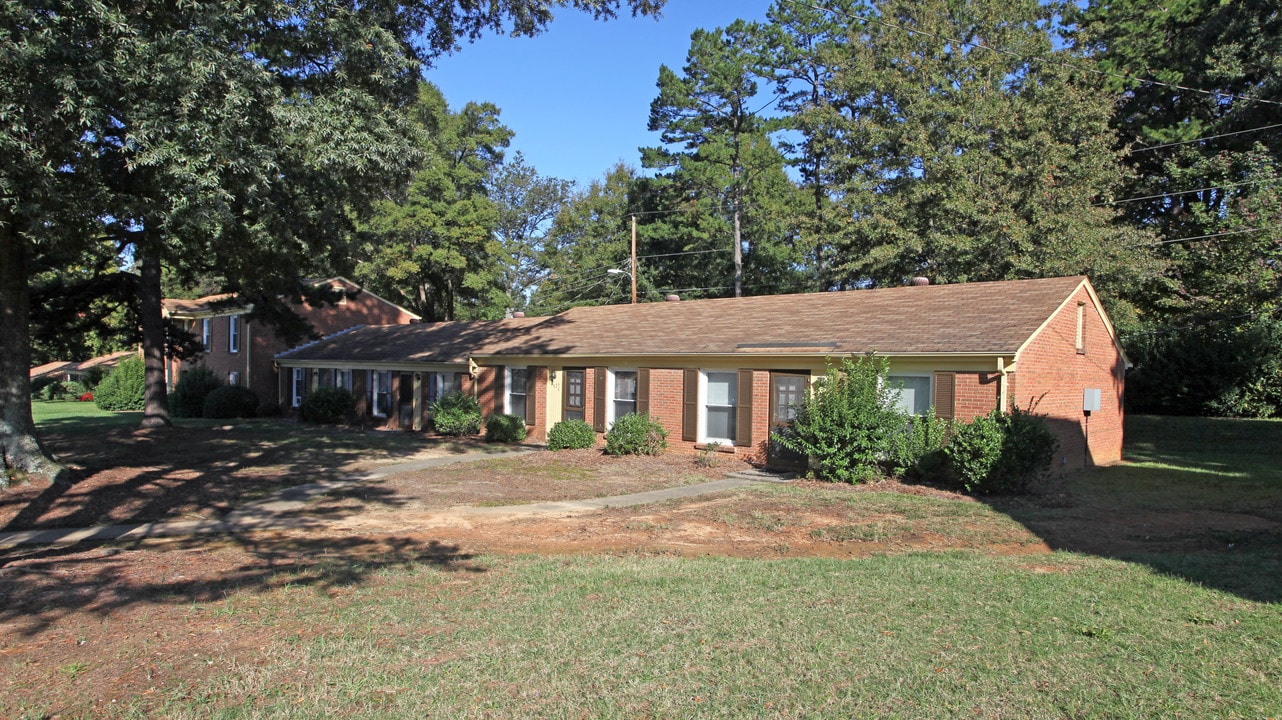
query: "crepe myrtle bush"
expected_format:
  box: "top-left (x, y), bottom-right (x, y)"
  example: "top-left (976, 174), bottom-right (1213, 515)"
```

top-left (772, 354), bottom-right (908, 483)
top-left (547, 419), bottom-right (596, 450)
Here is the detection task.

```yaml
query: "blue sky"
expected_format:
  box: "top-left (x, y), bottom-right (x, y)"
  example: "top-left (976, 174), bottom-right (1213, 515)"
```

top-left (427, 1), bottom-right (775, 188)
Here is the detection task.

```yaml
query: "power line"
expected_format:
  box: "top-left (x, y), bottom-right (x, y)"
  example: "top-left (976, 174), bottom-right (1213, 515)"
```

top-left (1093, 178), bottom-right (1278, 207)
top-left (787, 0), bottom-right (1282, 109)
top-left (1130, 123), bottom-right (1282, 154)
top-left (636, 248), bottom-right (730, 260)
top-left (1130, 225), bottom-right (1282, 248)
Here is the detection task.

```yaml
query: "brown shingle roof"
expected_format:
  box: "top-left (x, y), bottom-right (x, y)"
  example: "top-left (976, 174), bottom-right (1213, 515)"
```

top-left (483, 276), bottom-right (1088, 357)
top-left (276, 318), bottom-right (546, 364)
top-left (161, 293), bottom-right (243, 317)
top-left (276, 277), bottom-right (1089, 363)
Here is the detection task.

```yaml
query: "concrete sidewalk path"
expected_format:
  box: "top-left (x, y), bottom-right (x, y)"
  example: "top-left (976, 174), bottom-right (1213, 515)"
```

top-left (0, 450), bottom-right (792, 549)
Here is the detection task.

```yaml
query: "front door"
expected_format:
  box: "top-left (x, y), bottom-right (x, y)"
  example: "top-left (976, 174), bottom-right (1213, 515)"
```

top-left (563, 369), bottom-right (585, 421)
top-left (769, 372), bottom-right (808, 468)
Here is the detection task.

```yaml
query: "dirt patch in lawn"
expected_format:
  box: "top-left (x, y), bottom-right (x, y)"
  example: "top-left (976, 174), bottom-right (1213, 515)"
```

top-left (0, 423), bottom-right (505, 532)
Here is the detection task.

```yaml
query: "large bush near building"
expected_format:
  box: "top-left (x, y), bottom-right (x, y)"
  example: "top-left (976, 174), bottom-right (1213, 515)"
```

top-left (170, 367), bottom-right (221, 418)
top-left (944, 408), bottom-right (1057, 494)
top-left (604, 413), bottom-right (668, 456)
top-left (772, 354), bottom-right (908, 483)
top-left (431, 392), bottom-right (482, 436)
top-left (547, 419), bottom-right (597, 450)
top-left (202, 386), bottom-right (260, 419)
top-left (93, 356), bottom-right (146, 411)
top-left (300, 387), bottom-right (355, 424)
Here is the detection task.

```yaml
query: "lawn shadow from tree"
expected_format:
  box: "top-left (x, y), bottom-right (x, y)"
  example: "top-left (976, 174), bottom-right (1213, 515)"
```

top-left (0, 533), bottom-right (485, 637)
top-left (982, 415), bottom-right (1282, 604)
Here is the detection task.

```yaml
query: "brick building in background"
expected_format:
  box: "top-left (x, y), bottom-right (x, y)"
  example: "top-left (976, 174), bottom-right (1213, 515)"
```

top-left (163, 277), bottom-right (419, 406)
top-left (277, 276), bottom-right (1128, 470)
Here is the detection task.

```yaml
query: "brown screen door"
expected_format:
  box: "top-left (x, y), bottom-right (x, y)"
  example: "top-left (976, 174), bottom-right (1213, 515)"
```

top-left (769, 372), bottom-right (808, 468)
top-left (564, 369), bottom-right (585, 421)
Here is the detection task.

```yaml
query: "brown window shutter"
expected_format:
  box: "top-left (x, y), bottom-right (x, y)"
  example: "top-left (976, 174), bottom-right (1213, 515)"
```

top-left (934, 372), bottom-right (956, 420)
top-left (593, 366), bottom-right (607, 432)
top-left (636, 368), bottom-right (650, 416)
top-left (736, 369), bottom-right (754, 447)
top-left (682, 368), bottom-right (699, 442)
top-left (525, 367), bottom-right (540, 425)
top-left (493, 367), bottom-right (505, 416)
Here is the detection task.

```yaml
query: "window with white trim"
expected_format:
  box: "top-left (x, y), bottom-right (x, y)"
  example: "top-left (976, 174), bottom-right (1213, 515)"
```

top-left (228, 371), bottom-right (240, 387)
top-left (228, 315), bottom-right (240, 353)
top-left (201, 319), bottom-right (211, 351)
top-left (611, 369), bottom-right (637, 422)
top-left (506, 367), bottom-right (528, 418)
top-left (427, 372), bottom-right (462, 404)
top-left (333, 369), bottom-right (352, 391)
top-left (292, 368), bottom-right (307, 407)
top-left (890, 375), bottom-right (932, 416)
top-left (703, 371), bottom-right (738, 444)
top-left (370, 371), bottom-right (392, 417)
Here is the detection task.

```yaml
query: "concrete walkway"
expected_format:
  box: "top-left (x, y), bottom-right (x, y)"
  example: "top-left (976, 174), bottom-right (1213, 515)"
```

top-left (0, 451), bottom-right (791, 549)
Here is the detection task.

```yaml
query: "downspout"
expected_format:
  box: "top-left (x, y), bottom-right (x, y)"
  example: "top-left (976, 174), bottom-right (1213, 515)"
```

top-left (998, 357), bottom-right (1010, 414)
top-left (244, 320), bottom-right (251, 390)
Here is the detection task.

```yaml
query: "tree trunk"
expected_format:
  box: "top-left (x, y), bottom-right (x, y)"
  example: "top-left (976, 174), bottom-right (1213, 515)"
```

top-left (0, 223), bottom-right (67, 485)
top-left (137, 234), bottom-right (172, 428)
top-left (732, 201), bottom-right (743, 298)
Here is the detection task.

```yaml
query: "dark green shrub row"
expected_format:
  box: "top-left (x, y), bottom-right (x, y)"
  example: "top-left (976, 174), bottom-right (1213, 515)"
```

top-left (431, 392), bottom-right (482, 436)
top-left (94, 356), bottom-right (146, 411)
top-left (203, 386), bottom-right (259, 419)
top-left (485, 413), bottom-right (528, 443)
top-left (604, 413), bottom-right (668, 456)
top-left (300, 387), bottom-right (354, 424)
top-left (171, 366), bottom-right (221, 418)
top-left (547, 419), bottom-right (597, 450)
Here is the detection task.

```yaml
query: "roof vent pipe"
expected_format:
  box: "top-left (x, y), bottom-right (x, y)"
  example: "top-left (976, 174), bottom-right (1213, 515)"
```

top-left (910, 276), bottom-right (930, 286)
top-left (512, 311), bottom-right (525, 318)
top-left (665, 294), bottom-right (680, 302)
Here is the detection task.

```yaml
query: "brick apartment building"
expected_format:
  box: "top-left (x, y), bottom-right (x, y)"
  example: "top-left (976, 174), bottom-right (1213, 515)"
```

top-left (277, 276), bottom-right (1128, 470)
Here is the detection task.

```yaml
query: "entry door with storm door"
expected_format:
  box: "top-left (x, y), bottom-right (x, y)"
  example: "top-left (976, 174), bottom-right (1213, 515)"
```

top-left (769, 372), bottom-right (808, 468)
top-left (563, 369), bottom-right (586, 421)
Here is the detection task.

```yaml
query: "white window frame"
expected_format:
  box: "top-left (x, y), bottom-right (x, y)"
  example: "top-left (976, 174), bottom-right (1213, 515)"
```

top-left (332, 369), bottom-right (352, 391)
top-left (228, 315), bottom-right (240, 353)
top-left (504, 366), bottom-right (528, 418)
top-left (291, 368), bottom-right (306, 408)
top-left (699, 370), bottom-right (738, 445)
top-left (606, 368), bottom-right (638, 426)
top-left (201, 319), bottom-right (211, 351)
top-left (228, 371), bottom-right (240, 387)
top-left (370, 370), bottom-right (392, 417)
top-left (889, 375), bottom-right (932, 416)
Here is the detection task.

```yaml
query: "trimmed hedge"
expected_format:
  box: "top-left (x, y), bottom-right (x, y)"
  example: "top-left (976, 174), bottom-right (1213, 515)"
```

top-left (202, 386), bottom-right (259, 419)
top-left (300, 387), bottom-right (354, 424)
top-left (485, 413), bottom-right (528, 443)
top-left (431, 392), bottom-right (482, 436)
top-left (94, 356), bottom-right (146, 411)
top-left (944, 408), bottom-right (1057, 494)
top-left (547, 419), bottom-right (597, 451)
top-left (604, 412), bottom-right (668, 456)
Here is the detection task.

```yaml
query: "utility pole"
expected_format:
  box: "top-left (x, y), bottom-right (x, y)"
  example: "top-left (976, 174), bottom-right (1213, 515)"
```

top-left (630, 214), bottom-right (638, 304)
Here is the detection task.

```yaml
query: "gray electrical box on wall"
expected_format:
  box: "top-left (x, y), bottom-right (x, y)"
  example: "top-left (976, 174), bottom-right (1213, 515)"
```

top-left (1083, 388), bottom-right (1101, 415)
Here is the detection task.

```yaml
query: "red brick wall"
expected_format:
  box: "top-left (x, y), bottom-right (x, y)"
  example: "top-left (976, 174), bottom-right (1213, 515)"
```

top-left (528, 367), bottom-right (548, 442)
top-left (953, 371), bottom-right (1003, 421)
top-left (476, 366), bottom-right (500, 417)
top-left (1010, 286), bottom-right (1126, 469)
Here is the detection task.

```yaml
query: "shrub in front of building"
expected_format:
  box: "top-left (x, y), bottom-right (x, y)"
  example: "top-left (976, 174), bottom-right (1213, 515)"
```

top-left (431, 392), bottom-right (482, 436)
top-left (202, 386), bottom-right (260, 419)
top-left (93, 356), bottom-right (146, 411)
top-left (604, 413), bottom-right (668, 456)
top-left (547, 419), bottom-right (597, 451)
top-left (485, 413), bottom-right (528, 443)
top-left (299, 387), bottom-right (354, 424)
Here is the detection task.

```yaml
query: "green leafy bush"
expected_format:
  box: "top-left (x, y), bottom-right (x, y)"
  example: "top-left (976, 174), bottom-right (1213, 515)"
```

top-left (772, 354), bottom-right (908, 483)
top-left (170, 366), bottom-right (221, 418)
top-left (485, 413), bottom-right (528, 443)
top-left (945, 408), bottom-right (1057, 494)
top-left (256, 401), bottom-right (282, 418)
top-left (202, 386), bottom-right (259, 419)
top-left (887, 412), bottom-right (953, 481)
top-left (547, 419), bottom-right (597, 450)
top-left (431, 391), bottom-right (482, 436)
top-left (61, 380), bottom-right (88, 399)
top-left (604, 413), bottom-right (668, 456)
top-left (30, 376), bottom-right (59, 397)
top-left (33, 380), bottom-right (86, 401)
top-left (94, 356), bottom-right (146, 411)
top-left (300, 387), bottom-right (354, 424)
